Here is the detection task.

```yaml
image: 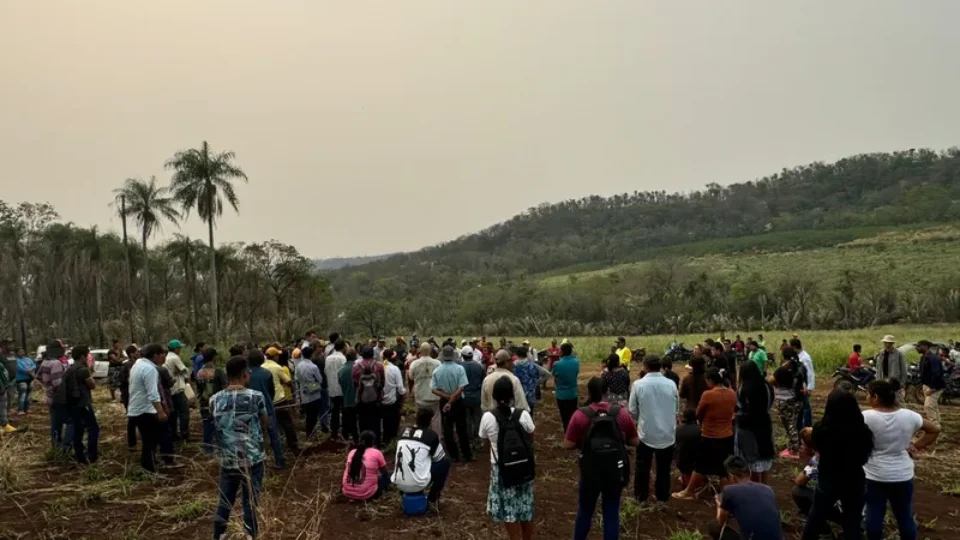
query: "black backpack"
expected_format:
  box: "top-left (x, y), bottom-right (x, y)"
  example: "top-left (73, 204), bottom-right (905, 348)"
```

top-left (495, 409), bottom-right (536, 488)
top-left (358, 363), bottom-right (381, 405)
top-left (579, 405), bottom-right (629, 489)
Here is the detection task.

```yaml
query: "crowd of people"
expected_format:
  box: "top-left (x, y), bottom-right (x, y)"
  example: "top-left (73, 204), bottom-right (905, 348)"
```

top-left (0, 332), bottom-right (953, 540)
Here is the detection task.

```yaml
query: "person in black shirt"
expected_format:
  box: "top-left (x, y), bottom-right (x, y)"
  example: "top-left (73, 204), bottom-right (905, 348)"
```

top-left (675, 408), bottom-right (700, 488)
top-left (62, 345), bottom-right (99, 464)
top-left (661, 358), bottom-right (681, 388)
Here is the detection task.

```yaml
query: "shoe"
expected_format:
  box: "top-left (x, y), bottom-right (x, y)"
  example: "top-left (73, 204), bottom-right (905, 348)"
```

top-left (2, 424), bottom-right (17, 433)
top-left (779, 449), bottom-right (799, 459)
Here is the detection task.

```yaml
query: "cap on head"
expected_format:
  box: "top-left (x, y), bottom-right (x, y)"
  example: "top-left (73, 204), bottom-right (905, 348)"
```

top-left (167, 339), bottom-right (184, 350)
top-left (265, 346), bottom-right (281, 358)
top-left (460, 345), bottom-right (474, 359)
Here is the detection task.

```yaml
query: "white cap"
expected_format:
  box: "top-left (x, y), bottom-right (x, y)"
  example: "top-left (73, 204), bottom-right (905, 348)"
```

top-left (460, 345), bottom-right (474, 359)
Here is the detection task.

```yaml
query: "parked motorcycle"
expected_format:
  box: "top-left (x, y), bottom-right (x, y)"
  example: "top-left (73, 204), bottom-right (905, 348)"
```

top-left (832, 366), bottom-right (876, 395)
top-left (664, 343), bottom-right (694, 364)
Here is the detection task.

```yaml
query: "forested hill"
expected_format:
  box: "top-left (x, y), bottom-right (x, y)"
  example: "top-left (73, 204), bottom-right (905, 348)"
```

top-left (332, 148), bottom-right (960, 285)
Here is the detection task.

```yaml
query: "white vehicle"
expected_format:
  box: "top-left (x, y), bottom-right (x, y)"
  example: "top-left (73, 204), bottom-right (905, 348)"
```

top-left (34, 345), bottom-right (118, 379)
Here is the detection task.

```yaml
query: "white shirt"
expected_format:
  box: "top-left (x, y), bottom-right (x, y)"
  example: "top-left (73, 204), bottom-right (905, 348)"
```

top-left (324, 352), bottom-right (346, 398)
top-left (382, 362), bottom-right (407, 405)
top-left (163, 351), bottom-right (189, 395)
top-left (627, 372), bottom-right (679, 449)
top-left (862, 408), bottom-right (924, 482)
top-left (392, 426), bottom-right (445, 492)
top-left (478, 407), bottom-right (535, 464)
top-left (799, 350), bottom-right (815, 390)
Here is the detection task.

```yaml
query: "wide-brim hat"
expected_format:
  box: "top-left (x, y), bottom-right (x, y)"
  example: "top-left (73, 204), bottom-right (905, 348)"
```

top-left (881, 335), bottom-right (896, 344)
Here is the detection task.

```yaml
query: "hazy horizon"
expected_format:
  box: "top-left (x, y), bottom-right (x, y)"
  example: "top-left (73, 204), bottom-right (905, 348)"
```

top-left (3, 1), bottom-right (959, 258)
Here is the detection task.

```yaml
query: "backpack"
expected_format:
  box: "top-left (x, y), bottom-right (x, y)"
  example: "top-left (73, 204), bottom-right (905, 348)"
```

top-left (578, 405), bottom-right (629, 489)
top-left (358, 363), bottom-right (381, 405)
top-left (494, 408), bottom-right (536, 488)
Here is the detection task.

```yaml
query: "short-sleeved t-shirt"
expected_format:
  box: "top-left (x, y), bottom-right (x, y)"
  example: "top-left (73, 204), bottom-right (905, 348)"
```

top-left (392, 426), bottom-right (445, 493)
top-left (63, 365), bottom-right (93, 409)
top-left (431, 361), bottom-right (468, 395)
top-left (210, 388), bottom-right (268, 469)
top-left (697, 387), bottom-right (737, 439)
top-left (410, 357), bottom-right (441, 405)
top-left (565, 402), bottom-right (638, 448)
top-left (478, 408), bottom-right (535, 464)
top-left (749, 349), bottom-right (768, 372)
top-left (263, 360), bottom-right (290, 403)
top-left (342, 448), bottom-right (387, 501)
top-left (552, 356), bottom-right (580, 400)
top-left (720, 482), bottom-right (783, 540)
top-left (862, 408), bottom-right (924, 482)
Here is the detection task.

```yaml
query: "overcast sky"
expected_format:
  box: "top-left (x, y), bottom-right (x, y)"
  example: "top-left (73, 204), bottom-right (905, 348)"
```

top-left (2, 1), bottom-right (959, 258)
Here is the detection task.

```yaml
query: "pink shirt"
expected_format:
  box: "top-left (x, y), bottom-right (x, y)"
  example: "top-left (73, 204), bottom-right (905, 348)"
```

top-left (341, 448), bottom-right (387, 501)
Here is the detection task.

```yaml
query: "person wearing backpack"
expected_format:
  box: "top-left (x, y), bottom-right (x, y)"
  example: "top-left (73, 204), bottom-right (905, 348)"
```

top-left (628, 355), bottom-right (679, 507)
top-left (564, 377), bottom-right (640, 540)
top-left (352, 346), bottom-right (386, 446)
top-left (431, 345), bottom-right (474, 462)
top-left (338, 348), bottom-right (360, 443)
top-left (479, 376), bottom-right (536, 540)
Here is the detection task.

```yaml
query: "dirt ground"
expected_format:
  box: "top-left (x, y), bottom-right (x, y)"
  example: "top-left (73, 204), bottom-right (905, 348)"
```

top-left (3, 373), bottom-right (960, 540)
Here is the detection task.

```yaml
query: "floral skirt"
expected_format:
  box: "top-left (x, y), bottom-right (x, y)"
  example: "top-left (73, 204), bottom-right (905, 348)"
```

top-left (108, 365), bottom-right (123, 390)
top-left (487, 466), bottom-right (534, 523)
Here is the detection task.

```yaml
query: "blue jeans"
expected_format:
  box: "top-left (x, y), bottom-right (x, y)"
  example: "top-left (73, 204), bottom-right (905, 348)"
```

top-left (214, 462), bottom-right (264, 539)
top-left (160, 418), bottom-right (175, 465)
top-left (70, 407), bottom-right (100, 464)
top-left (574, 479), bottom-right (623, 540)
top-left (865, 479), bottom-right (916, 540)
top-left (266, 411), bottom-right (285, 468)
top-left (798, 394), bottom-right (813, 431)
top-left (427, 457), bottom-right (451, 502)
top-left (16, 381), bottom-right (31, 413)
top-left (50, 404), bottom-right (75, 450)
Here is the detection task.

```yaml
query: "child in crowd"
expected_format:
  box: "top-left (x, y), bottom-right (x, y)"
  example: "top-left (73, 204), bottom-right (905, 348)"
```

top-left (675, 408), bottom-right (700, 487)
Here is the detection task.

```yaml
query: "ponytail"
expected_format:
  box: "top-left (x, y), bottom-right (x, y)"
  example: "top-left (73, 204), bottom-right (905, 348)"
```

top-left (348, 431), bottom-right (376, 484)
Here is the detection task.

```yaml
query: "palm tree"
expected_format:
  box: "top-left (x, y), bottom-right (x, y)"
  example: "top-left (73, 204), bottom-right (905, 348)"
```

top-left (111, 182), bottom-right (137, 340)
top-left (165, 141), bottom-right (248, 344)
top-left (74, 226), bottom-right (105, 346)
top-left (114, 177), bottom-right (181, 340)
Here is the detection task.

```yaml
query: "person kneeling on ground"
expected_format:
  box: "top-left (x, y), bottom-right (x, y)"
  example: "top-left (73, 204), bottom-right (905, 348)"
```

top-left (392, 407), bottom-right (451, 506)
top-left (709, 456), bottom-right (783, 540)
top-left (675, 408), bottom-right (701, 488)
top-left (212, 356), bottom-right (269, 540)
top-left (342, 430), bottom-right (390, 502)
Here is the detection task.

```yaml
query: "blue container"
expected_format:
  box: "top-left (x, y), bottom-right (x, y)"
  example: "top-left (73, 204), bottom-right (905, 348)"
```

top-left (401, 492), bottom-right (428, 515)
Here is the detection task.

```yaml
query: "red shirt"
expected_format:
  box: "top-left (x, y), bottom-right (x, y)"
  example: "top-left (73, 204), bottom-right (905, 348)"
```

top-left (848, 352), bottom-right (862, 370)
top-left (564, 402), bottom-right (638, 447)
top-left (547, 346), bottom-right (562, 367)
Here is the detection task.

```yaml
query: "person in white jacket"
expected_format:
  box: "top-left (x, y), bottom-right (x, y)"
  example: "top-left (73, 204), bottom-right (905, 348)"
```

top-left (324, 340), bottom-right (347, 440)
top-left (791, 338), bottom-right (815, 430)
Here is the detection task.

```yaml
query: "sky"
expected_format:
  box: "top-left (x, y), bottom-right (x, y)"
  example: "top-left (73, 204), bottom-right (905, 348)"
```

top-left (2, 1), bottom-right (959, 258)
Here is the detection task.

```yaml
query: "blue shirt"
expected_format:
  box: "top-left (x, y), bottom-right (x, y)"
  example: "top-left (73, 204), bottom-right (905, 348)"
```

top-left (211, 388), bottom-right (268, 469)
top-left (627, 372), bottom-right (679, 449)
top-left (430, 361), bottom-right (468, 395)
top-left (191, 353), bottom-right (205, 379)
top-left (461, 359), bottom-right (486, 406)
top-left (15, 357), bottom-right (36, 382)
top-left (552, 356), bottom-right (580, 401)
top-left (247, 366), bottom-right (276, 414)
top-left (127, 358), bottom-right (161, 417)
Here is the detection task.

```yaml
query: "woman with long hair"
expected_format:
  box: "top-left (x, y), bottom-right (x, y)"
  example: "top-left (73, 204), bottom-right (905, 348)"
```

top-left (601, 354), bottom-right (630, 406)
top-left (769, 347), bottom-right (805, 459)
top-left (801, 389), bottom-right (874, 539)
top-left (341, 430), bottom-right (390, 501)
top-left (673, 369), bottom-right (737, 500)
top-left (861, 380), bottom-right (939, 540)
top-left (679, 356), bottom-right (708, 410)
top-left (735, 361), bottom-right (775, 483)
top-left (479, 376), bottom-right (535, 540)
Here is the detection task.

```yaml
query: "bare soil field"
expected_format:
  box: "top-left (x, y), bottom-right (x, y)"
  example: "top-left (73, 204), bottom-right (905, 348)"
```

top-left (3, 372), bottom-right (960, 540)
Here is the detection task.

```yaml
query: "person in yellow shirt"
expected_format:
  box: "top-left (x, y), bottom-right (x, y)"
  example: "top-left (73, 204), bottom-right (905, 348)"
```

top-left (264, 347), bottom-right (299, 452)
top-left (616, 337), bottom-right (633, 372)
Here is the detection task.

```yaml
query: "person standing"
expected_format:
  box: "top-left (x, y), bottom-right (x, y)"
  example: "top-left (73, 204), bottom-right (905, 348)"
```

top-left (602, 355), bottom-right (631, 406)
top-left (38, 341), bottom-right (70, 444)
top-left (264, 347), bottom-right (299, 453)
top-left (338, 348), bottom-right (360, 443)
top-left (211, 356), bottom-right (268, 540)
top-left (163, 339), bottom-right (191, 442)
top-left (481, 350), bottom-right (530, 413)
top-left (747, 341), bottom-right (769, 375)
top-left (353, 346), bottom-right (385, 446)
top-left (14, 349), bottom-right (35, 415)
top-left (324, 339), bottom-right (347, 439)
top-left (247, 350), bottom-right (286, 469)
top-left (680, 356), bottom-right (708, 411)
top-left (565, 377), bottom-right (640, 540)
top-left (514, 346), bottom-right (548, 413)
top-left (120, 345), bottom-right (140, 451)
top-left (615, 337), bottom-right (632, 373)
top-left (628, 355), bottom-right (679, 506)
top-left (190, 342), bottom-right (207, 381)
top-left (432, 345), bottom-right (473, 462)
top-left (60, 345), bottom-right (99, 464)
top-left (196, 347), bottom-right (227, 454)
top-left (792, 339), bottom-right (815, 430)
top-left (862, 379), bottom-right (940, 540)
top-left (546, 340), bottom-right (562, 372)
top-left (479, 377), bottom-right (536, 540)
top-left (296, 345), bottom-right (325, 441)
top-left (1, 338), bottom-right (17, 415)
top-left (673, 369), bottom-right (737, 500)
top-left (801, 389), bottom-right (874, 540)
top-left (874, 335), bottom-right (907, 400)
top-left (734, 362), bottom-right (775, 484)
top-left (770, 348), bottom-right (807, 459)
top-left (917, 340), bottom-right (945, 428)
top-left (127, 344), bottom-right (168, 472)
top-left (381, 349), bottom-right (407, 446)
top-left (553, 342), bottom-right (581, 431)
top-left (409, 343), bottom-right (442, 435)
